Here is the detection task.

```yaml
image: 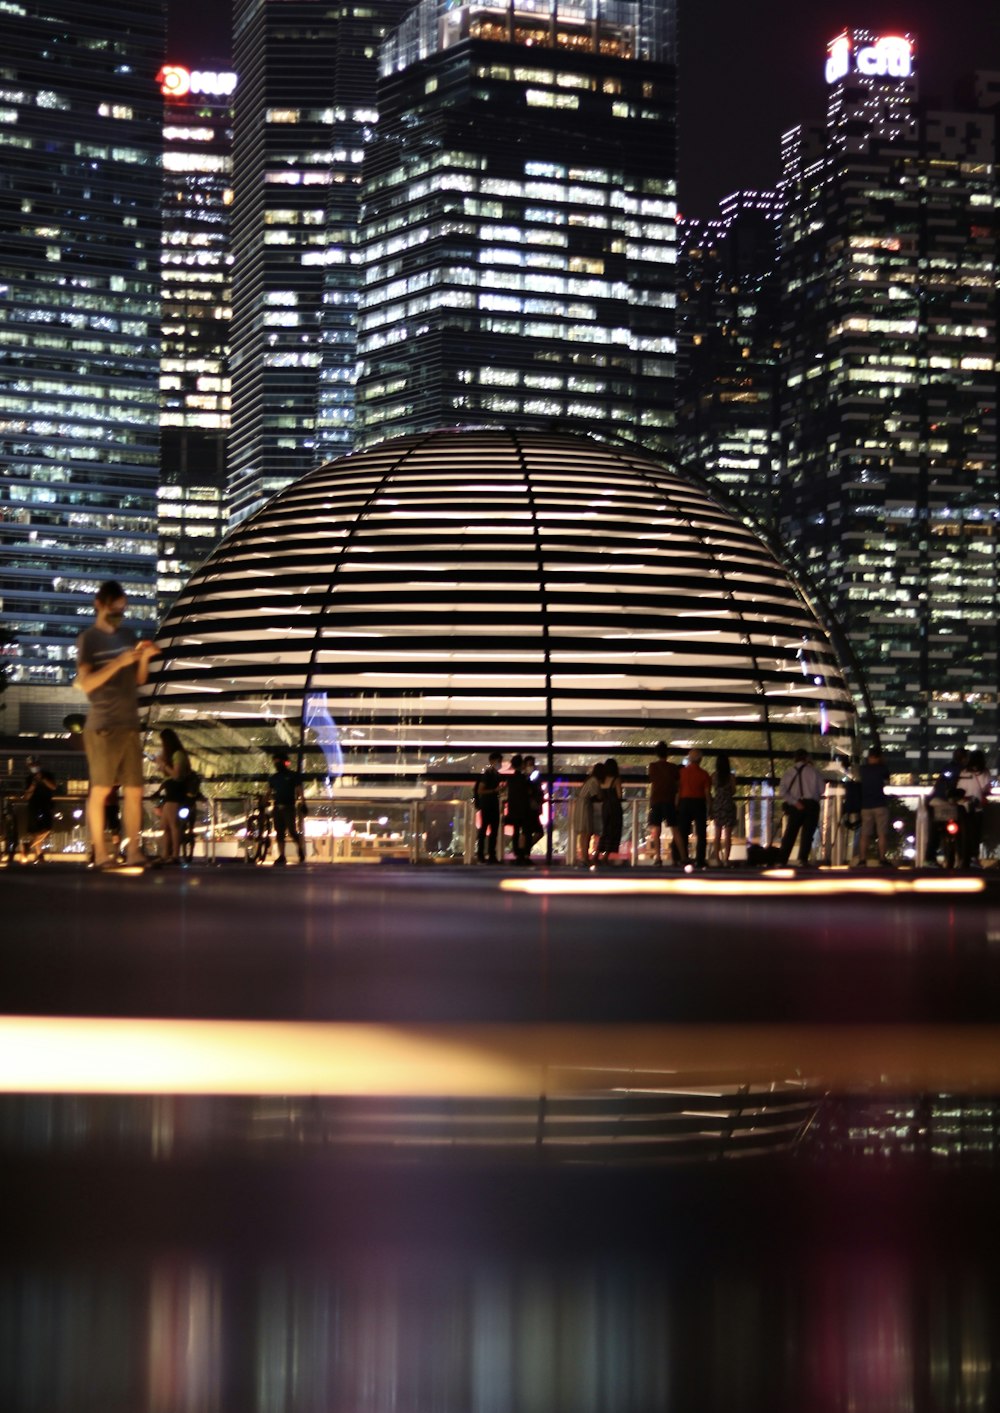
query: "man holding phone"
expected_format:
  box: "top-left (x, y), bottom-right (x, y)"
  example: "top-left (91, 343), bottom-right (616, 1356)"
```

top-left (74, 580), bottom-right (160, 868)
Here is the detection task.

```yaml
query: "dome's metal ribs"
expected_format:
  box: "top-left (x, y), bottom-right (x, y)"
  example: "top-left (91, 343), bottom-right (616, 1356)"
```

top-left (613, 442), bottom-right (781, 778)
top-left (512, 429), bottom-right (557, 861)
top-left (147, 431), bottom-right (857, 776)
top-left (296, 430), bottom-right (440, 769)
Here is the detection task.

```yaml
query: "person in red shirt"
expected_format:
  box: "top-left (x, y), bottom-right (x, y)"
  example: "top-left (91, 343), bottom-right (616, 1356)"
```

top-left (677, 748), bottom-right (713, 868)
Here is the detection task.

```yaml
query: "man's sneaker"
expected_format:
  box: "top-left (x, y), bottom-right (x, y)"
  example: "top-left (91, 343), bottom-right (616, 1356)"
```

top-left (273, 855), bottom-right (287, 867)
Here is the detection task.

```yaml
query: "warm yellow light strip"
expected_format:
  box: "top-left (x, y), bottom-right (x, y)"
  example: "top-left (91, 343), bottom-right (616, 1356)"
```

top-left (0, 1019), bottom-right (536, 1097)
top-left (500, 874), bottom-right (986, 899)
top-left (1, 1019), bottom-right (1000, 1095)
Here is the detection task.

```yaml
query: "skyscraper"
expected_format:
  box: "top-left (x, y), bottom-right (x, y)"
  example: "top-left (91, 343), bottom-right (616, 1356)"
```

top-left (676, 190), bottom-right (780, 534)
top-left (226, 0), bottom-right (409, 526)
top-left (157, 62), bottom-right (236, 618)
top-left (0, 0), bottom-right (165, 697)
top-left (354, 0), bottom-right (677, 450)
top-left (778, 33), bottom-right (1000, 771)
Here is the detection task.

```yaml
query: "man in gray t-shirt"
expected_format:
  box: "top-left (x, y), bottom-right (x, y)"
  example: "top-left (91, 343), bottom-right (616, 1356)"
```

top-left (74, 580), bottom-right (159, 867)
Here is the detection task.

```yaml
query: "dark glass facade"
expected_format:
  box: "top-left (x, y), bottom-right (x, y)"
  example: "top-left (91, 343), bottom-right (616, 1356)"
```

top-left (0, 0), bottom-right (165, 684)
top-left (778, 34), bottom-right (1000, 772)
top-left (355, 0), bottom-right (677, 451)
top-left (677, 191), bottom-right (781, 536)
top-left (226, 0), bottom-right (410, 526)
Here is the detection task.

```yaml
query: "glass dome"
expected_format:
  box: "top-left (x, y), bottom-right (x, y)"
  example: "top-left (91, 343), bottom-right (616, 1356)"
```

top-left (147, 429), bottom-right (856, 785)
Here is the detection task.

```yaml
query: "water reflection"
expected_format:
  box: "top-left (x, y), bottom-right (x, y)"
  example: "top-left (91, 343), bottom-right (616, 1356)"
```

top-left (149, 1262), bottom-right (223, 1413)
top-left (6, 1089), bottom-right (1000, 1411)
top-left (3, 1247), bottom-right (998, 1412)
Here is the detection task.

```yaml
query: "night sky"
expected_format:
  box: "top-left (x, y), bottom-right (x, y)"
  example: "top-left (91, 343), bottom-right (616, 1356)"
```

top-left (167, 0), bottom-right (1000, 216)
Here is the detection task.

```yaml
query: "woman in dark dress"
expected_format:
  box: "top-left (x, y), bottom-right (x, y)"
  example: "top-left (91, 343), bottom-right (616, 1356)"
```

top-left (155, 727), bottom-right (191, 864)
top-left (596, 757), bottom-right (624, 863)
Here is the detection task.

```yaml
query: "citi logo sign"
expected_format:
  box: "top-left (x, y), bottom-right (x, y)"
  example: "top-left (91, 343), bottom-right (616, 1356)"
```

top-left (825, 33), bottom-right (913, 84)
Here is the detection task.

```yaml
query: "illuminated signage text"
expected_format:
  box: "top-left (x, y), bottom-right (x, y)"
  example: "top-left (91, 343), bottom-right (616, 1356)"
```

top-left (158, 65), bottom-right (237, 100)
top-left (825, 33), bottom-right (913, 84)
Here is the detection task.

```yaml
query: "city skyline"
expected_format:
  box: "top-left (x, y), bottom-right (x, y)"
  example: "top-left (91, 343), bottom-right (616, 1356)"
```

top-left (167, 0), bottom-right (1000, 217)
top-left (1, 0), bottom-right (996, 772)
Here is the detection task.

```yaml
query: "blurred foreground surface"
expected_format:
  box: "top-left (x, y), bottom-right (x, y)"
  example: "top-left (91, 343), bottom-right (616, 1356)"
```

top-left (3, 865), bottom-right (1000, 1410)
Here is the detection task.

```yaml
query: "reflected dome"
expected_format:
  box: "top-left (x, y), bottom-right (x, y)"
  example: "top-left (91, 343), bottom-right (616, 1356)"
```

top-left (148, 429), bottom-right (855, 778)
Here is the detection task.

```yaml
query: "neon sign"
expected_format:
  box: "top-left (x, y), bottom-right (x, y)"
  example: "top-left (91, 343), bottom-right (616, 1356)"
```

top-left (825, 33), bottom-right (913, 84)
top-left (157, 65), bottom-right (237, 100)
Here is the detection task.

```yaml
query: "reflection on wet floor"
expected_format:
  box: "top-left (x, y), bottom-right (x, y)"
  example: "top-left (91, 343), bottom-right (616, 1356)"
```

top-left (6, 1094), bottom-right (1000, 1409)
top-left (2, 1241), bottom-right (997, 1412)
top-left (5, 872), bottom-right (1000, 1408)
top-left (0, 1087), bottom-right (824, 1164)
top-left (7, 1091), bottom-right (1000, 1165)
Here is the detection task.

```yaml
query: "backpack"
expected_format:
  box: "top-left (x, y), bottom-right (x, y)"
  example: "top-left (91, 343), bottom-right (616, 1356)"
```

top-left (183, 769), bottom-right (204, 801)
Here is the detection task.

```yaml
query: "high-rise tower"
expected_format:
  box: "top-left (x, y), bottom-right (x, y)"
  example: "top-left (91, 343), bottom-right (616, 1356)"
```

top-left (0, 0), bottom-right (165, 692)
top-left (355, 0), bottom-right (678, 450)
top-left (778, 33), bottom-right (999, 772)
top-left (157, 62), bottom-right (236, 618)
top-left (676, 191), bottom-right (781, 534)
top-left (226, 0), bottom-right (409, 526)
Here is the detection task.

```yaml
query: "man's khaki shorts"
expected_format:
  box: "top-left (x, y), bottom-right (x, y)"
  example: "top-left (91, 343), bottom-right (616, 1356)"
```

top-left (83, 727), bottom-right (144, 789)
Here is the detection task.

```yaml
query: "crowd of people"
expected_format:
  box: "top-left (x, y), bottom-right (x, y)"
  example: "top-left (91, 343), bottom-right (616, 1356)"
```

top-left (473, 752), bottom-right (545, 864)
top-left (473, 744), bottom-right (755, 869)
top-left (471, 742), bottom-right (995, 870)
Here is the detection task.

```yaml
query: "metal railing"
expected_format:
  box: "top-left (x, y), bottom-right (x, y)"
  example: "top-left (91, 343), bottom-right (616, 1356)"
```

top-left (5, 781), bottom-right (996, 870)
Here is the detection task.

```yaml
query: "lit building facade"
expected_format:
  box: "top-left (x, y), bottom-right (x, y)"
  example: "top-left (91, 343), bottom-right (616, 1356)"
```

top-left (226, 0), bottom-right (410, 526)
top-left (157, 63), bottom-right (236, 619)
top-left (148, 429), bottom-right (855, 787)
top-left (676, 190), bottom-right (781, 536)
top-left (354, 0), bottom-right (677, 450)
top-left (778, 33), bottom-right (1000, 772)
top-left (0, 0), bottom-right (165, 686)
